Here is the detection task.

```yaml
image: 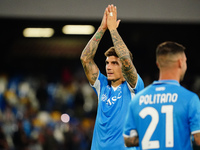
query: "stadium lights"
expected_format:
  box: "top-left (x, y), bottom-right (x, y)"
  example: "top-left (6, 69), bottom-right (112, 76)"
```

top-left (23, 28), bottom-right (54, 38)
top-left (62, 25), bottom-right (95, 35)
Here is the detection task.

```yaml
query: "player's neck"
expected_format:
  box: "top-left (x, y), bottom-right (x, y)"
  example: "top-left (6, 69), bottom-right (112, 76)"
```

top-left (159, 71), bottom-right (180, 82)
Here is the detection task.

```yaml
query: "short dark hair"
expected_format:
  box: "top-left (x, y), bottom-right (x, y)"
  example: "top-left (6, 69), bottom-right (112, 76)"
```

top-left (104, 47), bottom-right (133, 61)
top-left (156, 41), bottom-right (186, 57)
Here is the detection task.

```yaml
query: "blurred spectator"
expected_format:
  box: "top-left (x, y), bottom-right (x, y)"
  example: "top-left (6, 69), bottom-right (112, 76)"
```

top-left (0, 75), bottom-right (7, 112)
top-left (12, 119), bottom-right (30, 150)
top-left (0, 125), bottom-right (9, 150)
top-left (36, 77), bottom-right (48, 111)
top-left (42, 125), bottom-right (58, 150)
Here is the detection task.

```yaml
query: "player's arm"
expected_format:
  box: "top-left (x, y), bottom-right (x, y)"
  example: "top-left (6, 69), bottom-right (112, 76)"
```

top-left (124, 136), bottom-right (139, 147)
top-left (123, 102), bottom-right (139, 147)
top-left (80, 8), bottom-right (107, 85)
top-left (106, 5), bottom-right (138, 88)
top-left (194, 133), bottom-right (200, 146)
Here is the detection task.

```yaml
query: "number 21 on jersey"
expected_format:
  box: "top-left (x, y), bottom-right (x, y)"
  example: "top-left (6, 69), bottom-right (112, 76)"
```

top-left (139, 105), bottom-right (174, 149)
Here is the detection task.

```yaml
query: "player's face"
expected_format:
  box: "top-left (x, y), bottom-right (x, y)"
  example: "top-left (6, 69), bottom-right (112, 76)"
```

top-left (180, 53), bottom-right (187, 81)
top-left (105, 56), bottom-right (124, 82)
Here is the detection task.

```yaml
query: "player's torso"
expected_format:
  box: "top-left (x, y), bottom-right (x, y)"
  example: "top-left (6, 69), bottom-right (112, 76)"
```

top-left (135, 81), bottom-right (193, 150)
top-left (92, 81), bottom-right (133, 149)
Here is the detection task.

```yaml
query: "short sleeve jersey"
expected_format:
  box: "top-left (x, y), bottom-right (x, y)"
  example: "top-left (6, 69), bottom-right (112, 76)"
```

top-left (124, 80), bottom-right (200, 150)
top-left (91, 71), bottom-right (144, 150)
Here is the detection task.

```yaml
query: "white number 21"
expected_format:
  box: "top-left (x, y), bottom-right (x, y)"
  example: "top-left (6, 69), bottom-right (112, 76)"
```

top-left (139, 105), bottom-right (174, 149)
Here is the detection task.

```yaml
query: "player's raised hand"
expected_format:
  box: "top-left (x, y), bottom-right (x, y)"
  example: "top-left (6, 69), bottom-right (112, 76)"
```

top-left (100, 8), bottom-right (108, 30)
top-left (106, 4), bottom-right (121, 30)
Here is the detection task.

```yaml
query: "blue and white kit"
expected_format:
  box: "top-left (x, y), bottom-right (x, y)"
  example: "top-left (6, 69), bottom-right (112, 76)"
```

top-left (124, 80), bottom-right (200, 150)
top-left (91, 71), bottom-right (144, 150)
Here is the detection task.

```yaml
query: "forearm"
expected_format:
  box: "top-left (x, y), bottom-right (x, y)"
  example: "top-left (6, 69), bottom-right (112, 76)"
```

top-left (109, 29), bottom-right (129, 57)
top-left (80, 27), bottom-right (106, 62)
top-left (109, 29), bottom-right (138, 87)
top-left (194, 133), bottom-right (200, 146)
top-left (124, 136), bottom-right (139, 147)
top-left (80, 27), bottom-right (106, 84)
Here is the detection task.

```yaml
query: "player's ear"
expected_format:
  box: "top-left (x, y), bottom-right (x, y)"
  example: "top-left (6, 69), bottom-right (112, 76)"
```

top-left (178, 58), bottom-right (183, 69)
top-left (178, 53), bottom-right (186, 69)
top-left (156, 61), bottom-right (160, 69)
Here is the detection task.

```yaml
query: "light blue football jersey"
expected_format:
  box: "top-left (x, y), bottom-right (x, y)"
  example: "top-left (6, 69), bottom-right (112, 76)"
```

top-left (124, 80), bottom-right (200, 150)
top-left (91, 71), bottom-right (144, 150)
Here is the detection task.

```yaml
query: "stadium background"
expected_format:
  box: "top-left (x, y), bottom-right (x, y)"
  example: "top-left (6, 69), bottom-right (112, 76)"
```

top-left (0, 0), bottom-right (200, 149)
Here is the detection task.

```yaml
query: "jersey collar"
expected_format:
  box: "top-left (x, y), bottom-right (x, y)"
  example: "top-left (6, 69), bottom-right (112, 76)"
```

top-left (153, 80), bottom-right (180, 86)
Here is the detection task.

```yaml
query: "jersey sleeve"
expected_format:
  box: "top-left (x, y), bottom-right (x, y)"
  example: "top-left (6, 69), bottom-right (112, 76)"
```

top-left (127, 74), bottom-right (144, 95)
top-left (123, 102), bottom-right (138, 137)
top-left (189, 94), bottom-right (200, 134)
top-left (91, 70), bottom-right (107, 100)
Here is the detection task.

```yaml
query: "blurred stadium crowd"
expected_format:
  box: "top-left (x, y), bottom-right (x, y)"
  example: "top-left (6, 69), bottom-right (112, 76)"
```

top-left (0, 67), bottom-right (98, 150)
top-left (1, 65), bottom-right (200, 150)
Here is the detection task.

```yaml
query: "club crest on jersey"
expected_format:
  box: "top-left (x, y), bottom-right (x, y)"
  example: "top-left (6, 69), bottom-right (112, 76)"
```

top-left (102, 94), bottom-right (107, 101)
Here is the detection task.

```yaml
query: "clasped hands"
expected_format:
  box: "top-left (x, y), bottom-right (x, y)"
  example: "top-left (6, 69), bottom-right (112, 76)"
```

top-left (101, 4), bottom-right (121, 31)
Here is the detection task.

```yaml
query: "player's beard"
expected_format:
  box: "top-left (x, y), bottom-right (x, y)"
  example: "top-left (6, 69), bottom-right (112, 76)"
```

top-left (180, 70), bottom-right (186, 82)
top-left (180, 74), bottom-right (185, 82)
top-left (108, 77), bottom-right (121, 83)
